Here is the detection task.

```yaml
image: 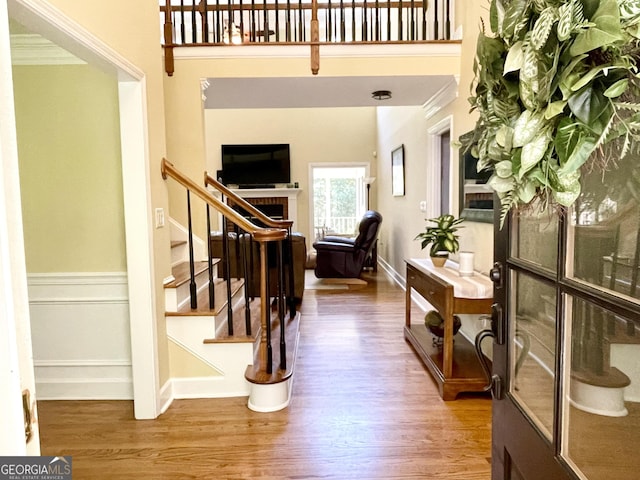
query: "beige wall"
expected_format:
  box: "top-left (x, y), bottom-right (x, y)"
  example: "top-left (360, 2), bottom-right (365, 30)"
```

top-left (204, 107), bottom-right (378, 237)
top-left (40, 0), bottom-right (172, 385)
top-left (374, 2), bottom-right (494, 277)
top-left (13, 64), bottom-right (126, 273)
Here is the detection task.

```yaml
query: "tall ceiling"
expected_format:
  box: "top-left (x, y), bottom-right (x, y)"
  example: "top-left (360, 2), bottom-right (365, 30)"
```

top-left (203, 75), bottom-right (455, 109)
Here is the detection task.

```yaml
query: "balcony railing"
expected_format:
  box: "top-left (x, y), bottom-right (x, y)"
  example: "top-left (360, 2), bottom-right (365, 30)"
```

top-left (160, 0), bottom-right (456, 74)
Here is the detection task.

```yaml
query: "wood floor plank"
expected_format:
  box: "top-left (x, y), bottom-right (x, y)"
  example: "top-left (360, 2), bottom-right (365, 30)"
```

top-left (38, 271), bottom-right (492, 479)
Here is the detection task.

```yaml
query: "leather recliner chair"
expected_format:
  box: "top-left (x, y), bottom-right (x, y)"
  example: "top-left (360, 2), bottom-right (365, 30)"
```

top-left (210, 231), bottom-right (307, 303)
top-left (313, 210), bottom-right (382, 278)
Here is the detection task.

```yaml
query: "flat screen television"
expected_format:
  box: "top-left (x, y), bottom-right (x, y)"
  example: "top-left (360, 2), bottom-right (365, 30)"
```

top-left (221, 144), bottom-right (291, 187)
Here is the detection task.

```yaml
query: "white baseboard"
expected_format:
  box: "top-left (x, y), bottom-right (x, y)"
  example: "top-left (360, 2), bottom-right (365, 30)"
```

top-left (159, 379), bottom-right (174, 414)
top-left (28, 272), bottom-right (133, 400)
top-left (171, 376), bottom-right (250, 399)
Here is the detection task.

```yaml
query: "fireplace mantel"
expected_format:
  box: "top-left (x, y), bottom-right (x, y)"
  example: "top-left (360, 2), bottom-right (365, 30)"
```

top-left (228, 188), bottom-right (302, 231)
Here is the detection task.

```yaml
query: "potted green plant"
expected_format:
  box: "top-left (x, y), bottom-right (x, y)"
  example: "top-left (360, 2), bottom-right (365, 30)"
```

top-left (414, 214), bottom-right (464, 267)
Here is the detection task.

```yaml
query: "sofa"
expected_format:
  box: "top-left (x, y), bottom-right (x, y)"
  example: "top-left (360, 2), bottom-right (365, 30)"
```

top-left (210, 231), bottom-right (307, 303)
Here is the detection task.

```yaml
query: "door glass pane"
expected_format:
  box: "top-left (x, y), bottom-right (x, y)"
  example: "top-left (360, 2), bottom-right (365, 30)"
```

top-left (563, 296), bottom-right (640, 480)
top-left (512, 204), bottom-right (559, 273)
top-left (510, 271), bottom-right (557, 440)
top-left (568, 154), bottom-right (640, 302)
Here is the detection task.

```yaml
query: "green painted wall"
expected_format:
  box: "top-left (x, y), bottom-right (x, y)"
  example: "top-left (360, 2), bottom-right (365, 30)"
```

top-left (13, 64), bottom-right (126, 273)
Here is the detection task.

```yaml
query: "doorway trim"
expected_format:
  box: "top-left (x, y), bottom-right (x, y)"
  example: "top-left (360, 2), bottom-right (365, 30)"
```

top-left (427, 116), bottom-right (454, 218)
top-left (8, 0), bottom-right (160, 419)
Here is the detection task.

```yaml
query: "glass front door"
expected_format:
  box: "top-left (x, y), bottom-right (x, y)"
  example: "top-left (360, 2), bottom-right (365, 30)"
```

top-left (491, 152), bottom-right (640, 479)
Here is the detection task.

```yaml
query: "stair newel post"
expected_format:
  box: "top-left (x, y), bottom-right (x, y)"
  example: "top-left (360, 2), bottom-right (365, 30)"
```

top-left (259, 240), bottom-right (273, 374)
top-left (187, 190), bottom-right (198, 309)
top-left (206, 203), bottom-right (216, 309)
top-left (286, 227), bottom-right (297, 318)
top-left (222, 211), bottom-right (234, 335)
top-left (277, 239), bottom-right (287, 371)
top-left (240, 232), bottom-right (252, 336)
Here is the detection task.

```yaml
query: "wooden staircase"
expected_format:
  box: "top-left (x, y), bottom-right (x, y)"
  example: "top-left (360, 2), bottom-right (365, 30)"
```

top-left (161, 159), bottom-right (301, 411)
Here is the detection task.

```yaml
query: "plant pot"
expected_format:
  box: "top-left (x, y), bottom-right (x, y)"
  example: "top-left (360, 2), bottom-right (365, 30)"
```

top-left (430, 253), bottom-right (448, 267)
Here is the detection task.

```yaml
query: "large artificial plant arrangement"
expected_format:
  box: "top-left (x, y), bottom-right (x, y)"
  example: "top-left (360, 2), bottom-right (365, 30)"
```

top-left (462, 0), bottom-right (640, 225)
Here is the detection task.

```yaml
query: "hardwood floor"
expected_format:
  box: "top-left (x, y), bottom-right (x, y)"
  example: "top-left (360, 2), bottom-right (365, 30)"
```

top-left (38, 271), bottom-right (491, 479)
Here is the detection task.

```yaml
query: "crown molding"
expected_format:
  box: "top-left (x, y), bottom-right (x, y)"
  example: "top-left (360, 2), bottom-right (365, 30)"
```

top-left (422, 75), bottom-right (459, 120)
top-left (10, 33), bottom-right (86, 65)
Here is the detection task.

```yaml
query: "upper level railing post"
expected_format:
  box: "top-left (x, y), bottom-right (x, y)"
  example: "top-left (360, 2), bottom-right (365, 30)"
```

top-left (163, 0), bottom-right (175, 76)
top-left (311, 0), bottom-right (319, 74)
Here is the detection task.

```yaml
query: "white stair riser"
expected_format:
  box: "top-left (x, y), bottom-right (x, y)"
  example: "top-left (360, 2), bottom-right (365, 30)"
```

top-left (164, 265), bottom-right (218, 312)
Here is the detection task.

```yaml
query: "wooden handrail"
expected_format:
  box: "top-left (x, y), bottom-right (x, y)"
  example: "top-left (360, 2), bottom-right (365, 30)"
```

top-left (162, 159), bottom-right (287, 242)
top-left (204, 172), bottom-right (294, 230)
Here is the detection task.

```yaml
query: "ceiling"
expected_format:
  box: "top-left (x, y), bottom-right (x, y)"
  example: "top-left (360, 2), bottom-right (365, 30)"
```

top-left (203, 75), bottom-right (455, 109)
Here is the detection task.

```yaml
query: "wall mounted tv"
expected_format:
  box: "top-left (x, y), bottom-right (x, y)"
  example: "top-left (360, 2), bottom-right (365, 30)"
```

top-left (221, 144), bottom-right (291, 187)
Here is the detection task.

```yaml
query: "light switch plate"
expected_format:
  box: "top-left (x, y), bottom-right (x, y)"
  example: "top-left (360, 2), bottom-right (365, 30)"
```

top-left (155, 208), bottom-right (165, 228)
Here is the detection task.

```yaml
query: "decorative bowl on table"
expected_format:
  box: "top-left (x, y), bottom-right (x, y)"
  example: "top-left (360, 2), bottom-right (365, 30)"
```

top-left (424, 310), bottom-right (462, 338)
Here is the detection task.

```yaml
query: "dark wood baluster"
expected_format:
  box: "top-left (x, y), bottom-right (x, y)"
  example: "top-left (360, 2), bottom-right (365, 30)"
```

top-left (180, 0), bottom-right (186, 42)
top-left (328, 0), bottom-right (332, 41)
top-left (222, 214), bottom-right (234, 335)
top-left (264, 0), bottom-right (269, 42)
top-left (387, 0), bottom-right (391, 40)
top-left (433, 0), bottom-right (439, 40)
top-left (445, 0), bottom-right (450, 39)
top-left (301, 0), bottom-right (306, 40)
top-left (362, 0), bottom-right (367, 40)
top-left (206, 205), bottom-right (216, 309)
top-left (191, 0), bottom-right (197, 42)
top-left (187, 190), bottom-right (198, 309)
top-left (286, 0), bottom-right (291, 41)
top-left (277, 240), bottom-right (287, 370)
top-left (216, 0), bottom-right (221, 42)
top-left (374, 0), bottom-right (379, 41)
top-left (409, 0), bottom-right (415, 40)
top-left (262, 242), bottom-right (273, 374)
top-left (202, 0), bottom-right (209, 42)
top-left (251, 0), bottom-right (257, 42)
top-left (239, 0), bottom-right (245, 42)
top-left (421, 0), bottom-right (427, 40)
top-left (287, 228), bottom-right (297, 318)
top-left (241, 235), bottom-right (252, 336)
top-left (351, 0), bottom-right (356, 41)
top-left (400, 0), bottom-right (405, 40)
top-left (275, 0), bottom-right (280, 41)
top-left (340, 0), bottom-right (345, 41)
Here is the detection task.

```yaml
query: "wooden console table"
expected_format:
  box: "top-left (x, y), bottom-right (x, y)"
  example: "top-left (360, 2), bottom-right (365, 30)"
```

top-left (405, 259), bottom-right (493, 400)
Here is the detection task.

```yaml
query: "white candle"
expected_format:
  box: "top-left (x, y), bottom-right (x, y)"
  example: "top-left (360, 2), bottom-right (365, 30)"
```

top-left (459, 251), bottom-right (474, 276)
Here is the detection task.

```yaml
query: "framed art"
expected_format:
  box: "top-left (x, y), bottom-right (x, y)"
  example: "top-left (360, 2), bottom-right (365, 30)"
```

top-left (391, 145), bottom-right (405, 197)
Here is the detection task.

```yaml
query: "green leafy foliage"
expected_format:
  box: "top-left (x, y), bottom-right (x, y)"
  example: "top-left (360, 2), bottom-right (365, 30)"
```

top-left (463, 0), bottom-right (640, 226)
top-left (414, 215), bottom-right (464, 256)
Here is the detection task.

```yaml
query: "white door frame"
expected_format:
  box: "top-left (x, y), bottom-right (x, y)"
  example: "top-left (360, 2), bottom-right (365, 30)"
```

top-left (7, 0), bottom-right (160, 420)
top-left (427, 116), bottom-right (454, 218)
top-left (0, 0), bottom-right (38, 454)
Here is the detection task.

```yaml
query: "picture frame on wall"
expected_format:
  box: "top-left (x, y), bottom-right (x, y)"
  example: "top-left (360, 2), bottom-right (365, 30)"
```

top-left (391, 145), bottom-right (405, 197)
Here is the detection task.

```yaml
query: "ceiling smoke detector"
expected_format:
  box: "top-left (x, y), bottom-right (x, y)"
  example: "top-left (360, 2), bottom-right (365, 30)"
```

top-left (371, 90), bottom-right (392, 101)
